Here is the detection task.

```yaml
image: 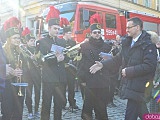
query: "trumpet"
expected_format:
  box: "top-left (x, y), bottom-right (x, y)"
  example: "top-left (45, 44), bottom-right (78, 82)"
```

top-left (41, 42), bottom-right (83, 62)
top-left (19, 44), bottom-right (40, 67)
top-left (65, 43), bottom-right (81, 59)
top-left (41, 44), bottom-right (70, 62)
top-left (42, 52), bottom-right (56, 62)
top-left (16, 55), bottom-right (23, 97)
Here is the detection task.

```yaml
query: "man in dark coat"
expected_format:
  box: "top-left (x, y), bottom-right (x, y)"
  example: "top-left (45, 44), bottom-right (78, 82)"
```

top-left (90, 17), bottom-right (157, 120)
top-left (38, 6), bottom-right (67, 120)
top-left (78, 23), bottom-right (111, 120)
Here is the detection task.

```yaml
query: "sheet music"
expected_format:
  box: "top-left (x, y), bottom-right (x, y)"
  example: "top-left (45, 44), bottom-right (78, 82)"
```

top-left (51, 44), bottom-right (65, 53)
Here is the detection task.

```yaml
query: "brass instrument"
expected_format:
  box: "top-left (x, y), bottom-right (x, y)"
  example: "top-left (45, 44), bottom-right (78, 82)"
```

top-left (42, 52), bottom-right (56, 62)
top-left (41, 44), bottom-right (68, 62)
top-left (16, 55), bottom-right (23, 96)
top-left (11, 55), bottom-right (28, 96)
top-left (108, 47), bottom-right (115, 55)
top-left (19, 44), bottom-right (40, 67)
top-left (65, 43), bottom-right (81, 59)
top-left (41, 42), bottom-right (83, 62)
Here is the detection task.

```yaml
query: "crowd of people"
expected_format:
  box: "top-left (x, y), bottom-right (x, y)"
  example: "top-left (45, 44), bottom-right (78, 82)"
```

top-left (0, 5), bottom-right (160, 120)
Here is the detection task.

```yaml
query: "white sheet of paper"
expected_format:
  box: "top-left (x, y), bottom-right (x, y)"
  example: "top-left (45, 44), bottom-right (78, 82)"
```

top-left (51, 44), bottom-right (64, 53)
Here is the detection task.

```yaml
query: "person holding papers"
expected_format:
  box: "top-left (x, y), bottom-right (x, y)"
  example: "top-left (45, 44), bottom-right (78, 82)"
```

top-left (38, 6), bottom-right (67, 120)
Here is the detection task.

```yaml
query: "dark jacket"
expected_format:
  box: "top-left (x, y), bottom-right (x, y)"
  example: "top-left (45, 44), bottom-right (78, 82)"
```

top-left (24, 47), bottom-right (41, 83)
top-left (60, 38), bottom-right (76, 62)
top-left (4, 46), bottom-right (27, 83)
top-left (61, 38), bottom-right (77, 70)
top-left (61, 38), bottom-right (76, 48)
top-left (78, 37), bottom-right (112, 88)
top-left (152, 49), bottom-right (160, 95)
top-left (0, 42), bottom-right (5, 92)
top-left (102, 31), bottom-right (157, 101)
top-left (38, 35), bottom-right (67, 83)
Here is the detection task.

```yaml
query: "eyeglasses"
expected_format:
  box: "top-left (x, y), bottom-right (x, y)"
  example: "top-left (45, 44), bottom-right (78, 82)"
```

top-left (126, 25), bottom-right (137, 29)
top-left (92, 31), bottom-right (101, 34)
top-left (53, 27), bottom-right (60, 31)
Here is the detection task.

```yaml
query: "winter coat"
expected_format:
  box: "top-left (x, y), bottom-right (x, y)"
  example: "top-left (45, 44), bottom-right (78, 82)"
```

top-left (77, 37), bottom-right (112, 88)
top-left (24, 47), bottom-right (41, 83)
top-left (152, 50), bottom-right (160, 96)
top-left (102, 31), bottom-right (157, 101)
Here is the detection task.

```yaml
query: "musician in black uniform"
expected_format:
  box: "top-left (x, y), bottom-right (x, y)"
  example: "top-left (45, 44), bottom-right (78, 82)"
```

top-left (61, 26), bottom-right (79, 109)
top-left (0, 29), bottom-right (6, 94)
top-left (21, 27), bottom-right (41, 119)
top-left (78, 22), bottom-right (111, 120)
top-left (1, 17), bottom-right (26, 120)
top-left (38, 6), bottom-right (67, 120)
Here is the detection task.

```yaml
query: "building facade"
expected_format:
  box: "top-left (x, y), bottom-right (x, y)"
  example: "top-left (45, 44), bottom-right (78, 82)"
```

top-left (0, 0), bottom-right (160, 32)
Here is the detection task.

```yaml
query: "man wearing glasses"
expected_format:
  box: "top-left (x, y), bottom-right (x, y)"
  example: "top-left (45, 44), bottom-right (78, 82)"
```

top-left (38, 6), bottom-right (67, 120)
top-left (90, 17), bottom-right (157, 120)
top-left (78, 23), bottom-right (111, 120)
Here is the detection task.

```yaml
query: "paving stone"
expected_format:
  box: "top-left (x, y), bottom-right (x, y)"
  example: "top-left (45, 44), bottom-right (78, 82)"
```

top-left (22, 91), bottom-right (127, 120)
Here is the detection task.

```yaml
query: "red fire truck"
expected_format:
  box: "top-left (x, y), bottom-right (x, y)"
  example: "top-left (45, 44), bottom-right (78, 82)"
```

top-left (35, 1), bottom-right (160, 43)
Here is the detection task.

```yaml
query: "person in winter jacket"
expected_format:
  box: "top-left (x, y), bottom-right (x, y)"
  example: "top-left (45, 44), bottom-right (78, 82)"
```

top-left (147, 31), bottom-right (160, 113)
top-left (90, 17), bottom-right (157, 120)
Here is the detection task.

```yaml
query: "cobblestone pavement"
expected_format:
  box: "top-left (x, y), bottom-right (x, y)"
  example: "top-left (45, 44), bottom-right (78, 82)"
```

top-left (22, 91), bottom-right (127, 120)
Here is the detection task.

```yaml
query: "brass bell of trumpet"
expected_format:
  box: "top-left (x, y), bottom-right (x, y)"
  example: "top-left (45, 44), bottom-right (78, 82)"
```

top-left (65, 43), bottom-right (81, 59)
top-left (18, 86), bottom-right (23, 96)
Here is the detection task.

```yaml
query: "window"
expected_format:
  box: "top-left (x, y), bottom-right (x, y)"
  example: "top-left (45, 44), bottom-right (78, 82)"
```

top-left (105, 14), bottom-right (116, 29)
top-left (143, 0), bottom-right (151, 8)
top-left (26, 18), bottom-right (35, 34)
top-left (156, 0), bottom-right (160, 11)
top-left (79, 9), bottom-right (97, 29)
top-left (128, 0), bottom-right (138, 3)
top-left (132, 0), bottom-right (138, 3)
